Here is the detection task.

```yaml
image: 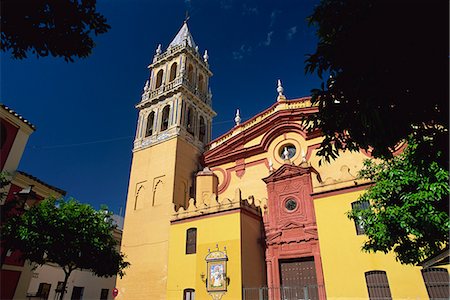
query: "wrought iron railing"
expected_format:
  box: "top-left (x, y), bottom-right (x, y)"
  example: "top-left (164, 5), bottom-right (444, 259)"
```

top-left (243, 285), bottom-right (323, 300)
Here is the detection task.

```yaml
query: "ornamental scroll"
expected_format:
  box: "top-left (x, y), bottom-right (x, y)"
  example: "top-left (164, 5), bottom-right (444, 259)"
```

top-left (205, 247), bottom-right (228, 300)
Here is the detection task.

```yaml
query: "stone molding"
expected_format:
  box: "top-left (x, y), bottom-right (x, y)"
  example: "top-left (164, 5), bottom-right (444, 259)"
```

top-left (171, 188), bottom-right (267, 221)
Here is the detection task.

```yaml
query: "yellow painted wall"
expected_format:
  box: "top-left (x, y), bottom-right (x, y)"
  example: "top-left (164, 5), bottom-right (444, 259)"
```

top-left (117, 137), bottom-right (201, 300)
top-left (167, 211), bottom-right (258, 300)
top-left (167, 212), bottom-right (242, 300)
top-left (240, 212), bottom-right (266, 289)
top-left (314, 190), bottom-right (430, 300)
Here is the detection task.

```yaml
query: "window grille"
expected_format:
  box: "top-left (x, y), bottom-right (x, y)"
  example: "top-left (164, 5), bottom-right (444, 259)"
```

top-left (186, 228), bottom-right (197, 254)
top-left (351, 200), bottom-right (369, 235)
top-left (183, 288), bottom-right (195, 300)
top-left (421, 268), bottom-right (449, 299)
top-left (365, 270), bottom-right (392, 300)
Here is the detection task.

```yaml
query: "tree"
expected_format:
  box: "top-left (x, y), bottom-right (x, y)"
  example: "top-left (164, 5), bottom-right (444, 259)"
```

top-left (305, 0), bottom-right (448, 163)
top-left (305, 0), bottom-right (449, 264)
top-left (348, 135), bottom-right (449, 265)
top-left (1, 0), bottom-right (110, 61)
top-left (2, 198), bottom-right (129, 300)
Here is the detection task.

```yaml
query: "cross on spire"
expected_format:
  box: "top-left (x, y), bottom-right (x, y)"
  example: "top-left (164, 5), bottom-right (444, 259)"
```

top-left (184, 11), bottom-right (190, 23)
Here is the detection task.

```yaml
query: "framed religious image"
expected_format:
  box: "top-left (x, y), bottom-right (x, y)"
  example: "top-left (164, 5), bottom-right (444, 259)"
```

top-left (208, 261), bottom-right (226, 291)
top-left (205, 248), bottom-right (228, 293)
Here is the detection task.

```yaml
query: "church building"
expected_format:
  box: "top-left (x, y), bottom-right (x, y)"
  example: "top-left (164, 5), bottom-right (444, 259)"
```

top-left (116, 22), bottom-right (448, 300)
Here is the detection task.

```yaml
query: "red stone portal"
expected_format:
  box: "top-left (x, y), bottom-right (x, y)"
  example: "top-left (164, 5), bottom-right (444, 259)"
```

top-left (263, 163), bottom-right (326, 300)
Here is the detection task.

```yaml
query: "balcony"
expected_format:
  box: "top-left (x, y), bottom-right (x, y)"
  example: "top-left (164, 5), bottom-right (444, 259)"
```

top-left (140, 75), bottom-right (211, 106)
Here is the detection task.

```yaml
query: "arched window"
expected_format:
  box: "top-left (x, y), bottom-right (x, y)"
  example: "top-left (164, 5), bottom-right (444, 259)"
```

top-left (186, 228), bottom-right (197, 254)
top-left (198, 74), bottom-right (204, 93)
top-left (183, 289), bottom-right (195, 300)
top-left (160, 105), bottom-right (170, 132)
top-left (169, 63), bottom-right (177, 82)
top-left (155, 69), bottom-right (163, 88)
top-left (365, 271), bottom-right (392, 300)
top-left (145, 112), bottom-right (155, 137)
top-left (187, 64), bottom-right (194, 83)
top-left (186, 106), bottom-right (194, 134)
top-left (199, 116), bottom-right (206, 142)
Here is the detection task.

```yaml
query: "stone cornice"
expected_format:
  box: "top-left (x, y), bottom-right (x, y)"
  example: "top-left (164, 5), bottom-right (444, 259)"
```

top-left (171, 188), bottom-right (266, 222)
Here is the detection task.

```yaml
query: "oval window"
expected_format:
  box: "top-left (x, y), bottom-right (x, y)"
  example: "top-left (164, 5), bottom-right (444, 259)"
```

top-left (285, 199), bottom-right (297, 211)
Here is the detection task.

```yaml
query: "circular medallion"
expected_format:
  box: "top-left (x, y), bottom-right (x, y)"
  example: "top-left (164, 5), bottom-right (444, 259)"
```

top-left (285, 199), bottom-right (297, 211)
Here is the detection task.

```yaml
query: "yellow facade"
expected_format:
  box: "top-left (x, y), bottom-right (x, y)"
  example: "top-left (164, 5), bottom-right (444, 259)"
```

top-left (119, 21), bottom-right (447, 300)
top-left (167, 201), bottom-right (265, 300)
top-left (117, 22), bottom-right (215, 300)
top-left (315, 190), bottom-right (430, 299)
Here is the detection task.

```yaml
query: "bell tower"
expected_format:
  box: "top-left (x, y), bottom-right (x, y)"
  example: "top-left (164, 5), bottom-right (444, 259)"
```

top-left (117, 21), bottom-right (215, 300)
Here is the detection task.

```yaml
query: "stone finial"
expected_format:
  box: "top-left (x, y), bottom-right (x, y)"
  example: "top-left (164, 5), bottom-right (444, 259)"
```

top-left (283, 147), bottom-right (290, 161)
top-left (203, 49), bottom-right (209, 62)
top-left (277, 79), bottom-right (286, 101)
top-left (195, 45), bottom-right (199, 53)
top-left (268, 158), bottom-right (274, 172)
top-left (234, 109), bottom-right (241, 126)
top-left (143, 80), bottom-right (149, 92)
top-left (156, 44), bottom-right (162, 55)
top-left (302, 149), bottom-right (307, 162)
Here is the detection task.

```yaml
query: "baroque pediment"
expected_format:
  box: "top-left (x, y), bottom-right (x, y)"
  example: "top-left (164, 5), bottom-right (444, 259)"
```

top-left (280, 222), bottom-right (303, 230)
top-left (263, 164), bottom-right (314, 183)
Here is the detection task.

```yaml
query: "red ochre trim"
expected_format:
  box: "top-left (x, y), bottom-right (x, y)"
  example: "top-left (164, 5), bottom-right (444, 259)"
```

top-left (204, 103), bottom-right (320, 167)
top-left (213, 158), bottom-right (268, 194)
top-left (205, 97), bottom-right (312, 148)
top-left (205, 121), bottom-right (320, 167)
top-left (311, 182), bottom-right (372, 199)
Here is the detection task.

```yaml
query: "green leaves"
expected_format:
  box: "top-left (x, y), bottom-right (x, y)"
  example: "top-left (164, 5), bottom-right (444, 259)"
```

top-left (2, 197), bottom-right (129, 276)
top-left (304, 0), bottom-right (448, 165)
top-left (1, 0), bottom-right (110, 61)
top-left (348, 136), bottom-right (449, 265)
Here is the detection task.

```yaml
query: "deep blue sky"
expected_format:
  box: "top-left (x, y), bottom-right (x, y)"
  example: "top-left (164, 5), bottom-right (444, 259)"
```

top-left (1, 0), bottom-right (322, 215)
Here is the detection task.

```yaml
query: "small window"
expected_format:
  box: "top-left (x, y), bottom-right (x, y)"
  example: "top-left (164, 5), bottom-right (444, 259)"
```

top-left (186, 107), bottom-right (194, 134)
top-left (351, 200), bottom-right (370, 235)
top-left (145, 112), bottom-right (155, 137)
top-left (100, 288), bottom-right (109, 300)
top-left (187, 65), bottom-right (194, 83)
top-left (365, 271), bottom-right (392, 300)
top-left (186, 228), bottom-right (197, 254)
top-left (71, 286), bottom-right (84, 300)
top-left (199, 116), bottom-right (206, 142)
top-left (198, 74), bottom-right (204, 93)
top-left (155, 70), bottom-right (164, 88)
top-left (285, 199), bottom-right (297, 211)
top-left (169, 63), bottom-right (177, 82)
top-left (422, 268), bottom-right (449, 299)
top-left (37, 283), bottom-right (51, 299)
top-left (160, 105), bottom-right (170, 132)
top-left (183, 288), bottom-right (195, 300)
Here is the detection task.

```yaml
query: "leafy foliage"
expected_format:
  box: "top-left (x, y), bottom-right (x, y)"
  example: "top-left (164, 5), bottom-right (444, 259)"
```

top-left (1, 0), bottom-right (110, 61)
top-left (2, 198), bottom-right (129, 299)
top-left (306, 0), bottom-right (449, 265)
top-left (305, 0), bottom-right (448, 163)
top-left (348, 135), bottom-right (449, 265)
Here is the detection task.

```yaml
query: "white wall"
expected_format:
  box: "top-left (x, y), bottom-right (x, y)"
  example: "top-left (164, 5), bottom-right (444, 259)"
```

top-left (27, 264), bottom-right (116, 300)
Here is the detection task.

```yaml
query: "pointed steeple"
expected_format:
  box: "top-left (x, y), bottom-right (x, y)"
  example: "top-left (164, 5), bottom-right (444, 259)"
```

top-left (168, 22), bottom-right (197, 49)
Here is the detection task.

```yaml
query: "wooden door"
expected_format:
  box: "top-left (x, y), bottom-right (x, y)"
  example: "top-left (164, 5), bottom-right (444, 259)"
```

top-left (279, 257), bottom-right (319, 300)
